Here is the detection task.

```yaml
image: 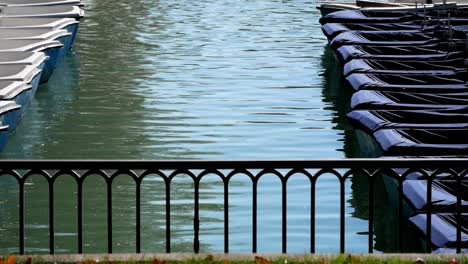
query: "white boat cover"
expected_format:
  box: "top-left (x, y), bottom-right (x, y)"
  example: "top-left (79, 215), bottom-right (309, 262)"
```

top-left (0, 39), bottom-right (62, 52)
top-left (0, 51), bottom-right (47, 67)
top-left (0, 17), bottom-right (78, 29)
top-left (0, 28), bottom-right (70, 40)
top-left (0, 80), bottom-right (32, 100)
top-left (0, 5), bottom-right (84, 18)
top-left (0, 64), bottom-right (41, 84)
top-left (0, 0), bottom-right (82, 7)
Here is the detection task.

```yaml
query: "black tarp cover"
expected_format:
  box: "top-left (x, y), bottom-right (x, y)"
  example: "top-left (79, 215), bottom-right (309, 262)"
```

top-left (351, 91), bottom-right (468, 110)
top-left (410, 213), bottom-right (468, 248)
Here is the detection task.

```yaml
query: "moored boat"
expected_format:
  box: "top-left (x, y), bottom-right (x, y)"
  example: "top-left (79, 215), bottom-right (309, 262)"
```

top-left (319, 5), bottom-right (468, 24)
top-left (374, 128), bottom-right (468, 155)
top-left (0, 0), bottom-right (83, 7)
top-left (335, 42), bottom-right (464, 63)
top-left (351, 90), bottom-right (468, 110)
top-left (347, 108), bottom-right (468, 132)
top-left (0, 5), bottom-right (84, 19)
top-left (0, 51), bottom-right (46, 96)
top-left (321, 19), bottom-right (468, 40)
top-left (0, 39), bottom-right (63, 82)
top-left (0, 64), bottom-right (42, 100)
top-left (0, 28), bottom-right (72, 61)
top-left (0, 80), bottom-right (32, 128)
top-left (343, 58), bottom-right (467, 76)
top-left (410, 213), bottom-right (468, 248)
top-left (330, 27), bottom-right (468, 49)
top-left (0, 100), bottom-right (20, 151)
top-left (346, 72), bottom-right (468, 93)
top-left (403, 179), bottom-right (468, 212)
top-left (0, 17), bottom-right (80, 49)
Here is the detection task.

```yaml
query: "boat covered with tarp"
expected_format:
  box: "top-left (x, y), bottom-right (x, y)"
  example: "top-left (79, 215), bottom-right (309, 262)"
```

top-left (374, 128), bottom-right (468, 155)
top-left (351, 90), bottom-right (468, 110)
top-left (410, 214), bottom-right (468, 248)
top-left (0, 39), bottom-right (62, 82)
top-left (319, 6), bottom-right (468, 24)
top-left (343, 58), bottom-right (467, 76)
top-left (0, 17), bottom-right (79, 49)
top-left (0, 5), bottom-right (84, 19)
top-left (335, 42), bottom-right (465, 63)
top-left (330, 26), bottom-right (468, 48)
top-left (348, 108), bottom-right (468, 132)
top-left (321, 19), bottom-right (468, 40)
top-left (404, 179), bottom-right (468, 211)
top-left (0, 0), bottom-right (83, 7)
top-left (346, 72), bottom-right (468, 93)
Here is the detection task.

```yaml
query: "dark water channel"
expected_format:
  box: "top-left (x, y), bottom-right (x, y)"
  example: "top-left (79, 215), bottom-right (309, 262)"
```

top-left (0, 0), bottom-right (424, 254)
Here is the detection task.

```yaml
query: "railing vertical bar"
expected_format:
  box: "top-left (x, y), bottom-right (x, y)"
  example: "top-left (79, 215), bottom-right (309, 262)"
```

top-left (78, 180), bottom-right (83, 254)
top-left (166, 180), bottom-right (171, 253)
top-left (310, 179), bottom-right (315, 254)
top-left (49, 180), bottom-right (55, 254)
top-left (194, 180), bottom-right (200, 253)
top-left (19, 182), bottom-right (25, 255)
top-left (340, 179), bottom-right (345, 253)
top-left (136, 181), bottom-right (141, 253)
top-left (426, 176), bottom-right (432, 253)
top-left (224, 180), bottom-right (229, 253)
top-left (107, 181), bottom-right (113, 254)
top-left (398, 179), bottom-right (404, 252)
top-left (282, 178), bottom-right (287, 254)
top-left (368, 175), bottom-right (374, 254)
top-left (456, 172), bottom-right (462, 253)
top-left (252, 179), bottom-right (258, 253)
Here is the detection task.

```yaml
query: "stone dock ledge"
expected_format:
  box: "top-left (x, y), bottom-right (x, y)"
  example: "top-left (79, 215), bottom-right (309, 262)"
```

top-left (11, 253), bottom-right (466, 263)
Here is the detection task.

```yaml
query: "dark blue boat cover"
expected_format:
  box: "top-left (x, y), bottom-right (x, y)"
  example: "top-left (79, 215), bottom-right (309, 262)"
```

top-left (336, 45), bottom-right (463, 63)
top-left (320, 8), bottom-right (468, 24)
top-left (319, 10), bottom-right (416, 24)
top-left (346, 73), bottom-right (468, 93)
top-left (351, 91), bottom-right (468, 110)
top-left (374, 128), bottom-right (468, 155)
top-left (321, 21), bottom-right (468, 40)
top-left (347, 109), bottom-right (468, 132)
top-left (343, 58), bottom-right (465, 76)
top-left (410, 214), bottom-right (467, 248)
top-left (403, 179), bottom-right (468, 211)
top-left (330, 31), bottom-right (436, 49)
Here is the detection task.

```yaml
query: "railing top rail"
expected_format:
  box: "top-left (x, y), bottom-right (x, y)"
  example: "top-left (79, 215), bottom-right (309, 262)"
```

top-left (0, 159), bottom-right (467, 169)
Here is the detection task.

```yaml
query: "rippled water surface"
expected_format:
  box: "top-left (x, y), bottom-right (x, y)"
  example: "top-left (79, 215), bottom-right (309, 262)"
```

top-left (0, 0), bottom-right (415, 254)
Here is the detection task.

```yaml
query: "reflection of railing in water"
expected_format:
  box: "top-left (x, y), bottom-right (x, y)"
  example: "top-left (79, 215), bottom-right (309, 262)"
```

top-left (0, 159), bottom-right (466, 254)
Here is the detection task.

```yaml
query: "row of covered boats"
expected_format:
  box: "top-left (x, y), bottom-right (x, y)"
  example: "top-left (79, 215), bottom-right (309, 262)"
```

top-left (320, 2), bottom-right (468, 252)
top-left (0, 0), bottom-right (83, 151)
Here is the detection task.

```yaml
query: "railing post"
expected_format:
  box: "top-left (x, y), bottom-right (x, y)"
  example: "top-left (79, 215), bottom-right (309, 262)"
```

top-left (252, 178), bottom-right (258, 253)
top-left (310, 178), bottom-right (316, 254)
top-left (224, 179), bottom-right (229, 253)
top-left (107, 180), bottom-right (113, 254)
top-left (426, 175), bottom-right (433, 253)
top-left (456, 171), bottom-right (463, 253)
top-left (165, 179), bottom-right (171, 253)
top-left (368, 174), bottom-right (374, 254)
top-left (77, 180), bottom-right (83, 254)
top-left (282, 177), bottom-right (287, 254)
top-left (194, 179), bottom-right (200, 253)
top-left (19, 181), bottom-right (25, 255)
top-left (49, 179), bottom-right (55, 254)
top-left (136, 180), bottom-right (141, 253)
top-left (340, 178), bottom-right (345, 253)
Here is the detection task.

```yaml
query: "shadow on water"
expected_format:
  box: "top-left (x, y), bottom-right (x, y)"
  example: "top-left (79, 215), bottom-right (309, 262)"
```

top-left (320, 45), bottom-right (425, 253)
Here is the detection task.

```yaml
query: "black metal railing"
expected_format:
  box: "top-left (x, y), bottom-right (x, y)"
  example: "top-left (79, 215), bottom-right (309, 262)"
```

top-left (0, 159), bottom-right (466, 255)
